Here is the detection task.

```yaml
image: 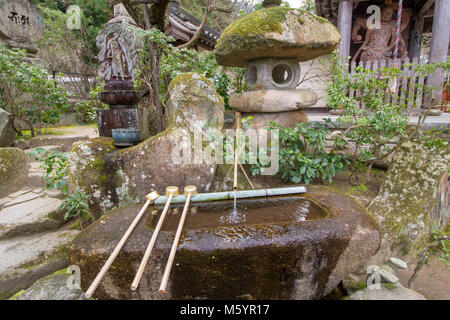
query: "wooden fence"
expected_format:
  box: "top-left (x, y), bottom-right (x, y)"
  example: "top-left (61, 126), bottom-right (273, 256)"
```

top-left (52, 71), bottom-right (97, 99)
top-left (347, 57), bottom-right (428, 110)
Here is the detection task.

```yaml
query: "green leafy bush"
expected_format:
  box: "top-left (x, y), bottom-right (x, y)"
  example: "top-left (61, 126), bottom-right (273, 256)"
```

top-left (0, 45), bottom-right (68, 137)
top-left (252, 121), bottom-right (349, 184)
top-left (59, 190), bottom-right (91, 229)
top-left (29, 148), bottom-right (69, 194)
top-left (326, 52), bottom-right (450, 182)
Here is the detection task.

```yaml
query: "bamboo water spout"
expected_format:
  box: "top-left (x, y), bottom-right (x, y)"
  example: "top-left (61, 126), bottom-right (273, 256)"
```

top-left (85, 191), bottom-right (160, 299)
top-left (153, 187), bottom-right (307, 205)
top-left (159, 185), bottom-right (198, 294)
top-left (131, 187), bottom-right (180, 291)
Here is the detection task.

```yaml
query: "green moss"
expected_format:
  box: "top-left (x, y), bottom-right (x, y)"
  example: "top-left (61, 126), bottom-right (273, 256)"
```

top-left (8, 290), bottom-right (24, 300)
top-left (53, 268), bottom-right (68, 275)
top-left (69, 220), bottom-right (81, 230)
top-left (383, 283), bottom-right (396, 290)
top-left (92, 160), bottom-right (105, 171)
top-left (0, 291), bottom-right (14, 300)
top-left (47, 210), bottom-right (61, 221)
top-left (218, 7), bottom-right (290, 41)
top-left (314, 16), bottom-right (329, 24)
top-left (167, 72), bottom-right (214, 93)
top-left (354, 282), bottom-right (367, 290)
top-left (444, 222), bottom-right (450, 234)
top-left (352, 184), bottom-right (369, 193)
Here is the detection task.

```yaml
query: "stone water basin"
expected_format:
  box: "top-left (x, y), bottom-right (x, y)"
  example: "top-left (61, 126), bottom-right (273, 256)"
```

top-left (68, 191), bottom-right (379, 300)
top-left (147, 196), bottom-right (330, 231)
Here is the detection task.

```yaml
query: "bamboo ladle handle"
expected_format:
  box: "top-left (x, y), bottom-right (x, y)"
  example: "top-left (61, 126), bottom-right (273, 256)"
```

top-left (85, 191), bottom-right (160, 299)
top-left (159, 186), bottom-right (197, 294)
top-left (131, 187), bottom-right (179, 291)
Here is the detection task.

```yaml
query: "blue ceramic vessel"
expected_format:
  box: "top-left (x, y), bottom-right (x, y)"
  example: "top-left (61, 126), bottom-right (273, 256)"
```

top-left (112, 128), bottom-right (141, 147)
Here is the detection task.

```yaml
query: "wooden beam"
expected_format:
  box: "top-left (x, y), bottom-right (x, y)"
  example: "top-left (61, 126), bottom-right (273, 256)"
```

top-left (337, 0), bottom-right (353, 60)
top-left (418, 0), bottom-right (434, 18)
top-left (424, 0), bottom-right (449, 114)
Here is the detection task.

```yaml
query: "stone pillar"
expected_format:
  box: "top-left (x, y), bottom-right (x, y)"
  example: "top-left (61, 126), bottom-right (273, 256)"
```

top-left (425, 0), bottom-right (450, 116)
top-left (337, 0), bottom-right (353, 61)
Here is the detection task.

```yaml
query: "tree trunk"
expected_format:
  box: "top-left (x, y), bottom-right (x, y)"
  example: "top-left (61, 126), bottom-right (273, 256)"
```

top-left (142, 2), bottom-right (168, 134)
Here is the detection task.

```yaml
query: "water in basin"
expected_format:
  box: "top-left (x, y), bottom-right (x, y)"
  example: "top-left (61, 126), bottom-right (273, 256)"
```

top-left (147, 195), bottom-right (330, 231)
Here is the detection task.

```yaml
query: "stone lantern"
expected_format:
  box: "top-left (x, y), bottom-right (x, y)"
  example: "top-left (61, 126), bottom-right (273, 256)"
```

top-left (214, 6), bottom-right (340, 130)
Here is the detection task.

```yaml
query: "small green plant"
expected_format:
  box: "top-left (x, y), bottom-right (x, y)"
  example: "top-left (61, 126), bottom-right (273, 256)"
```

top-left (383, 283), bottom-right (396, 290)
top-left (29, 148), bottom-right (69, 194)
top-left (59, 190), bottom-right (91, 229)
top-left (251, 121), bottom-right (349, 184)
top-left (353, 184), bottom-right (369, 193)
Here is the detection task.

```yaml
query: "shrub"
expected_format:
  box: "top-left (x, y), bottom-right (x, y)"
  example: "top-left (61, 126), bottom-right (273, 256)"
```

top-left (0, 45), bottom-right (69, 137)
top-left (326, 52), bottom-right (450, 182)
top-left (251, 121), bottom-right (349, 184)
top-left (29, 148), bottom-right (69, 194)
top-left (59, 190), bottom-right (91, 229)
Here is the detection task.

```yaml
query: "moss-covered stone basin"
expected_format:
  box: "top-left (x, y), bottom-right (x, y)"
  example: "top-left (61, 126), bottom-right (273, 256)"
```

top-left (68, 191), bottom-right (379, 300)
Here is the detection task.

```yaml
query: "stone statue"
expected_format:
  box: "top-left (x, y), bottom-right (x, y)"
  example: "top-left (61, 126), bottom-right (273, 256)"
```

top-left (351, 1), bottom-right (410, 63)
top-left (320, 0), bottom-right (339, 26)
top-left (96, 16), bottom-right (136, 81)
top-left (107, 32), bottom-right (128, 79)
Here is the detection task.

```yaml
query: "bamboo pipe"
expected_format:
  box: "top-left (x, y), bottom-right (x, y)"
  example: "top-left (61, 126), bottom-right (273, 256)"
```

top-left (85, 191), bottom-right (160, 299)
top-left (153, 186), bottom-right (307, 205)
top-left (234, 112), bottom-right (241, 191)
top-left (159, 185), bottom-right (198, 294)
top-left (131, 187), bottom-right (180, 291)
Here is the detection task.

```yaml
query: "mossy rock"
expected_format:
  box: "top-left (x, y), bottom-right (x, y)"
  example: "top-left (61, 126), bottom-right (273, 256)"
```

top-left (0, 147), bottom-right (28, 198)
top-left (214, 7), bottom-right (340, 67)
top-left (68, 191), bottom-right (379, 299)
top-left (68, 138), bottom-right (116, 218)
top-left (368, 133), bottom-right (450, 262)
top-left (68, 73), bottom-right (224, 217)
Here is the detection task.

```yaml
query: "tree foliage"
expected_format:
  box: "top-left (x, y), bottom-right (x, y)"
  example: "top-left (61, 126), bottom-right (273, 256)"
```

top-left (326, 52), bottom-right (450, 182)
top-left (0, 45), bottom-right (68, 137)
top-left (134, 27), bottom-right (245, 110)
top-left (251, 120), bottom-right (349, 184)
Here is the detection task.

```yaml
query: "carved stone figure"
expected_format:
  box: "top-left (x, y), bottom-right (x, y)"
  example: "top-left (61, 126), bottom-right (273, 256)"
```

top-left (320, 0), bottom-right (339, 26)
top-left (97, 23), bottom-right (136, 81)
top-left (352, 2), bottom-right (410, 63)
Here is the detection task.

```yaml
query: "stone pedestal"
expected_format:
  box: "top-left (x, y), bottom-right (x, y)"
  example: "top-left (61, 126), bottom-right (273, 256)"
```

top-left (97, 108), bottom-right (149, 141)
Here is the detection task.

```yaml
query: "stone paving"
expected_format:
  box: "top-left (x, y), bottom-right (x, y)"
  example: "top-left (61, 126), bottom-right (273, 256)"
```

top-left (0, 134), bottom-right (91, 299)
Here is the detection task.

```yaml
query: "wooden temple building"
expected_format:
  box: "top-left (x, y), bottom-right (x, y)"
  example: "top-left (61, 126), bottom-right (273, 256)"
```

top-left (315, 0), bottom-right (449, 113)
top-left (167, 0), bottom-right (221, 51)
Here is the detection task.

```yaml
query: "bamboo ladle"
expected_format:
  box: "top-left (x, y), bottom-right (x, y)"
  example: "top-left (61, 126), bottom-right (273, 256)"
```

top-left (131, 186), bottom-right (180, 291)
top-left (159, 185), bottom-right (198, 294)
top-left (85, 191), bottom-right (160, 299)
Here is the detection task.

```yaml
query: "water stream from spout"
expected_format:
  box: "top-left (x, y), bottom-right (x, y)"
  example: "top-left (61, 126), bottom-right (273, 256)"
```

top-left (233, 189), bottom-right (237, 214)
